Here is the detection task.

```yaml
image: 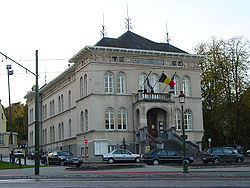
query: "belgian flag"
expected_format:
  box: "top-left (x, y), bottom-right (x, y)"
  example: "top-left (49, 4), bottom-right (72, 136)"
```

top-left (159, 73), bottom-right (175, 88)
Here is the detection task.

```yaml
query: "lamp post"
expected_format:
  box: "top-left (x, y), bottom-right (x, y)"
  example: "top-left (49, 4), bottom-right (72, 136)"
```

top-left (6, 64), bottom-right (14, 167)
top-left (179, 91), bottom-right (188, 173)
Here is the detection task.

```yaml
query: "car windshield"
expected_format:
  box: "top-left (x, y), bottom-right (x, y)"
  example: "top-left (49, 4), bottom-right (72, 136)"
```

top-left (57, 151), bottom-right (72, 156)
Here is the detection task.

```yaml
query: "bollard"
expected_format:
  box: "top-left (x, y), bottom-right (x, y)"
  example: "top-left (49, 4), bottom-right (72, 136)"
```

top-left (24, 154), bottom-right (27, 165)
top-left (18, 156), bottom-right (21, 168)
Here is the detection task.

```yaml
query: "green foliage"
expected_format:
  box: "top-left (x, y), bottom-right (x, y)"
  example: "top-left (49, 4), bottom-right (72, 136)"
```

top-left (195, 37), bottom-right (250, 149)
top-left (0, 161), bottom-right (34, 170)
top-left (4, 102), bottom-right (28, 145)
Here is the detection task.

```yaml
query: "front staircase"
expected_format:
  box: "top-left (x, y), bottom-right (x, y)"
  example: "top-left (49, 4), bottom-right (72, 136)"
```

top-left (136, 126), bottom-right (201, 157)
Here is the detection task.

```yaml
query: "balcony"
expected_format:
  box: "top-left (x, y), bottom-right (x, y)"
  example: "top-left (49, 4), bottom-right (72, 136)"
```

top-left (133, 90), bottom-right (173, 104)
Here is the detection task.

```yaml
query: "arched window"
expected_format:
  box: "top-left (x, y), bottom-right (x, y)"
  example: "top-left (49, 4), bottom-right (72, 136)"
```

top-left (184, 109), bottom-right (192, 130)
top-left (118, 108), bottom-right (127, 130)
top-left (85, 109), bottom-right (88, 132)
top-left (61, 94), bottom-right (64, 112)
top-left (45, 128), bottom-right (47, 144)
top-left (61, 122), bottom-right (64, 139)
top-left (182, 76), bottom-right (191, 97)
top-left (104, 71), bottom-right (114, 93)
top-left (58, 96), bottom-right (61, 113)
top-left (52, 100), bottom-right (55, 116)
top-left (150, 73), bottom-right (159, 93)
top-left (139, 73), bottom-right (147, 90)
top-left (105, 107), bottom-right (114, 129)
top-left (175, 109), bottom-right (181, 130)
top-left (80, 76), bottom-right (83, 98)
top-left (44, 104), bottom-right (47, 119)
top-left (80, 111), bottom-right (84, 132)
top-left (68, 90), bottom-right (71, 108)
top-left (68, 119), bottom-right (72, 138)
top-left (174, 76), bottom-right (180, 95)
top-left (58, 123), bottom-right (61, 140)
top-left (117, 72), bottom-right (126, 94)
top-left (84, 74), bottom-right (88, 96)
top-left (50, 101), bottom-right (52, 117)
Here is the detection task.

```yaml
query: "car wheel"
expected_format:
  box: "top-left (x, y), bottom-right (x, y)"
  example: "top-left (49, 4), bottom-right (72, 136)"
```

top-left (153, 159), bottom-right (159, 165)
top-left (236, 157), bottom-right (243, 163)
top-left (108, 158), bottom-right (114, 164)
top-left (135, 158), bottom-right (140, 163)
top-left (213, 158), bottom-right (220, 164)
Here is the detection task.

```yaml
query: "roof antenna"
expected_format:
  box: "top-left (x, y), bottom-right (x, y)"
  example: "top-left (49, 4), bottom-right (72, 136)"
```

top-left (125, 4), bottom-right (132, 31)
top-left (100, 13), bottom-right (107, 38)
top-left (165, 21), bottom-right (171, 44)
top-left (44, 67), bottom-right (47, 84)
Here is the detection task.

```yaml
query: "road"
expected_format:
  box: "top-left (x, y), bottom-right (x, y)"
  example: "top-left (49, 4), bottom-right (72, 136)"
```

top-left (0, 177), bottom-right (250, 188)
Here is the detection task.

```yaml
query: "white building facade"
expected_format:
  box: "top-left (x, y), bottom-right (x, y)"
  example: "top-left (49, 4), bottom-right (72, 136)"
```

top-left (25, 31), bottom-right (204, 160)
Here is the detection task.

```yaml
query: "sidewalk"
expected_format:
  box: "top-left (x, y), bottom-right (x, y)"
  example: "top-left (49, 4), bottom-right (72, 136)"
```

top-left (0, 163), bottom-right (250, 179)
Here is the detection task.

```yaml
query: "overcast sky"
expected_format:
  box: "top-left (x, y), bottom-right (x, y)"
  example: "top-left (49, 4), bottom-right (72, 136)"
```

top-left (0, 0), bottom-right (250, 107)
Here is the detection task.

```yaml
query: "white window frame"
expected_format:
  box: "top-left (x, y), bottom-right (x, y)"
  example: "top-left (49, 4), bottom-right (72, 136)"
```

top-left (94, 140), bottom-right (108, 155)
top-left (184, 109), bottom-right (192, 130)
top-left (105, 107), bottom-right (115, 130)
top-left (118, 108), bottom-right (127, 130)
top-left (174, 76), bottom-right (180, 96)
top-left (117, 72), bottom-right (126, 94)
top-left (84, 74), bottom-right (88, 96)
top-left (80, 76), bottom-right (84, 98)
top-left (175, 109), bottom-right (181, 130)
top-left (182, 76), bottom-right (191, 97)
top-left (104, 71), bottom-right (114, 93)
top-left (139, 73), bottom-right (147, 90)
top-left (150, 73), bottom-right (159, 93)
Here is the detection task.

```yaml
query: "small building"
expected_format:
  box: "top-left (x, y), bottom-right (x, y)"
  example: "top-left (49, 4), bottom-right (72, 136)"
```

top-left (25, 31), bottom-right (204, 160)
top-left (0, 100), bottom-right (18, 155)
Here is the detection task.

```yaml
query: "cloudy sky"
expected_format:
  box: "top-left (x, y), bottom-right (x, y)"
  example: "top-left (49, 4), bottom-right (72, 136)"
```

top-left (0, 0), bottom-right (250, 107)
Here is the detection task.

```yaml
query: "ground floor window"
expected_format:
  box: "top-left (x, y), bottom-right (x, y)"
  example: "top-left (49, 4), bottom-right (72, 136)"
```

top-left (0, 134), bottom-right (4, 144)
top-left (108, 145), bottom-right (116, 152)
top-left (94, 140), bottom-right (108, 155)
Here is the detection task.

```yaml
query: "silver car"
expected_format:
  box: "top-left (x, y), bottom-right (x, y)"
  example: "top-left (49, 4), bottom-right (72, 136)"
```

top-left (102, 149), bottom-right (141, 164)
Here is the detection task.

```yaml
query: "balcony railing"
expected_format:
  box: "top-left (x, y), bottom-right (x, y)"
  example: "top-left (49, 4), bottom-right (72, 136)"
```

top-left (133, 90), bottom-right (172, 103)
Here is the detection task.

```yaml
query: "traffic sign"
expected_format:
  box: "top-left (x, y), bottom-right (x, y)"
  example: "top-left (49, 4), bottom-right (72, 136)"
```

top-left (84, 140), bottom-right (88, 144)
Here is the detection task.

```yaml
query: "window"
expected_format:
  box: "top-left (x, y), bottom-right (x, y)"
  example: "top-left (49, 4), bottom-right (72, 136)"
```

top-left (84, 74), bottom-right (88, 96)
top-left (45, 128), bottom-right (47, 144)
top-left (105, 107), bottom-right (114, 129)
top-left (0, 134), bottom-right (4, 144)
top-left (29, 108), bottom-right (34, 123)
top-left (85, 110), bottom-right (88, 132)
top-left (178, 61), bottom-right (183, 67)
top-left (175, 109), bottom-right (181, 130)
top-left (182, 76), bottom-right (191, 97)
top-left (68, 90), bottom-right (71, 108)
top-left (52, 100), bottom-right (55, 116)
top-left (58, 123), bottom-right (61, 140)
top-left (172, 61), bottom-right (177, 66)
top-left (68, 119), bottom-right (72, 138)
top-left (80, 76), bottom-right (83, 98)
top-left (117, 72), bottom-right (126, 94)
top-left (80, 111), bottom-right (84, 132)
top-left (150, 73), bottom-right (159, 93)
top-left (174, 76), bottom-right (180, 96)
top-left (104, 71), bottom-right (114, 93)
top-left (139, 73), bottom-right (147, 90)
top-left (44, 104), bottom-right (47, 119)
top-left (61, 122), bottom-right (64, 139)
top-left (94, 140), bottom-right (108, 155)
top-left (50, 126), bottom-right (53, 143)
top-left (112, 56), bottom-right (117, 62)
top-left (61, 95), bottom-right (64, 112)
top-left (58, 96), bottom-right (61, 113)
top-left (118, 108), bottom-right (127, 130)
top-left (184, 109), bottom-right (192, 130)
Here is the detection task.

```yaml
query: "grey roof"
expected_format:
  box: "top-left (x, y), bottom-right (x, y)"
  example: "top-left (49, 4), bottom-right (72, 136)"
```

top-left (95, 31), bottom-right (187, 54)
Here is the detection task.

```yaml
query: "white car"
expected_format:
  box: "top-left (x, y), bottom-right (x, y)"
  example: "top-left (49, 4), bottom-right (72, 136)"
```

top-left (246, 150), bottom-right (250, 157)
top-left (102, 149), bottom-right (141, 164)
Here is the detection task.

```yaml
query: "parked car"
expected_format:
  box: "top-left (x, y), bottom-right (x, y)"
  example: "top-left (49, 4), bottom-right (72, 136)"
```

top-left (141, 149), bottom-right (194, 165)
top-left (102, 149), bottom-right (141, 164)
top-left (13, 150), bottom-right (24, 158)
top-left (223, 144), bottom-right (244, 154)
top-left (41, 151), bottom-right (83, 167)
top-left (27, 150), bottom-right (35, 160)
top-left (201, 147), bottom-right (244, 164)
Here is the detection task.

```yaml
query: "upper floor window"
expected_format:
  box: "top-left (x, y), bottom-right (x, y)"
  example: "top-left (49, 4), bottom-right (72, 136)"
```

top-left (182, 76), bottom-right (191, 97)
top-left (58, 96), bottom-right (61, 113)
top-left (184, 109), bottom-right (192, 130)
top-left (68, 90), bottom-right (71, 108)
top-left (150, 73), bottom-right (159, 93)
top-left (104, 71), bottom-right (114, 93)
top-left (174, 76), bottom-right (180, 96)
top-left (117, 72), bottom-right (126, 94)
top-left (105, 107), bottom-right (114, 130)
top-left (80, 76), bottom-right (84, 98)
top-left (68, 119), bottom-right (72, 138)
top-left (0, 134), bottom-right (4, 145)
top-left (61, 94), bottom-right (64, 112)
top-left (84, 74), bottom-right (88, 97)
top-left (118, 108), bottom-right (127, 130)
top-left (44, 104), bottom-right (47, 119)
top-left (139, 73), bottom-right (147, 90)
top-left (52, 100), bottom-right (55, 116)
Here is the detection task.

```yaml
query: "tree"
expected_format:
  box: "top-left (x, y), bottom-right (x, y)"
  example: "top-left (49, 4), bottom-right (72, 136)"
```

top-left (195, 37), bottom-right (250, 148)
top-left (4, 102), bottom-right (28, 146)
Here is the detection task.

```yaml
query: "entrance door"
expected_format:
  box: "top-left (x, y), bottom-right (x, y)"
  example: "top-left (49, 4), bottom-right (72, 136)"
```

top-left (147, 111), bottom-right (157, 137)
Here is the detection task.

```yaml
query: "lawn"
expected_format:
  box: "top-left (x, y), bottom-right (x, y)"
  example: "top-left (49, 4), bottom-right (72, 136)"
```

top-left (0, 161), bottom-right (34, 170)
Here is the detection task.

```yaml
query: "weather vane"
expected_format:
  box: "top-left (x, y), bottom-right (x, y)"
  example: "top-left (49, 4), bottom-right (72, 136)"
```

top-left (165, 21), bottom-right (171, 43)
top-left (100, 13), bottom-right (107, 38)
top-left (125, 4), bottom-right (132, 31)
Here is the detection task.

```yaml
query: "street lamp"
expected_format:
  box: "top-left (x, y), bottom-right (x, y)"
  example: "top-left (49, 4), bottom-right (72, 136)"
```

top-left (6, 64), bottom-right (14, 167)
top-left (179, 91), bottom-right (188, 173)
